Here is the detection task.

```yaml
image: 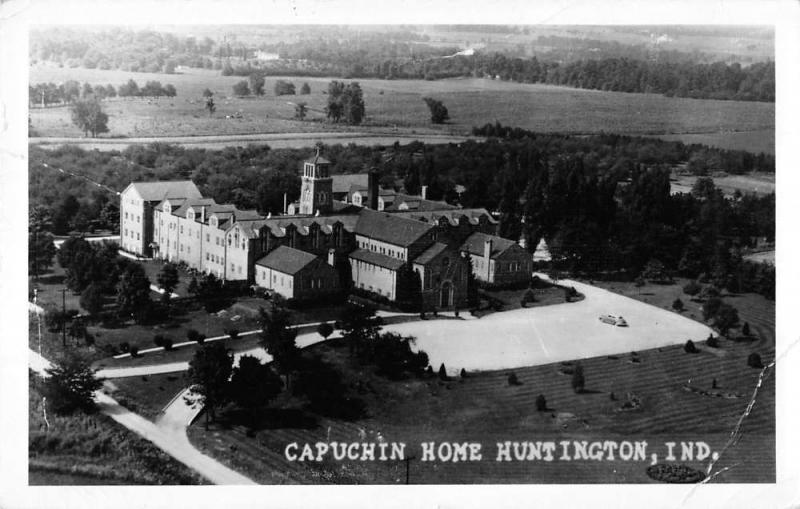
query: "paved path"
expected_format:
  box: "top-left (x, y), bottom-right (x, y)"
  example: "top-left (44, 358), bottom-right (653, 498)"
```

top-left (28, 349), bottom-right (256, 485)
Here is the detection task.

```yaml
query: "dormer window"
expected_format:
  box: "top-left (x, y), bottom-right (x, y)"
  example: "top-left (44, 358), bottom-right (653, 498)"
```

top-left (188, 210), bottom-right (195, 221)
top-left (210, 217), bottom-right (218, 227)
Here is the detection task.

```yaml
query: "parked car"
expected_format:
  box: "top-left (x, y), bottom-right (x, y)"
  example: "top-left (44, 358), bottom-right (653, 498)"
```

top-left (599, 314), bottom-right (629, 327)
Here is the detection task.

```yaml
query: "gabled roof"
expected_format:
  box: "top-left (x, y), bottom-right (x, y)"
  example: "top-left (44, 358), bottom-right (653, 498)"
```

top-left (354, 208), bottom-right (434, 247)
top-left (349, 248), bottom-right (406, 270)
top-left (413, 242), bottom-right (449, 265)
top-left (460, 232), bottom-right (519, 258)
top-left (305, 153), bottom-right (331, 166)
top-left (169, 198), bottom-right (217, 217)
top-left (125, 181), bottom-right (202, 202)
top-left (255, 246), bottom-right (319, 275)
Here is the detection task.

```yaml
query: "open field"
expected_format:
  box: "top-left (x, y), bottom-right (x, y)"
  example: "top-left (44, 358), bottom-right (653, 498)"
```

top-left (647, 130), bottom-right (774, 155)
top-left (106, 372), bottom-right (191, 420)
top-left (670, 172), bottom-right (775, 197)
top-left (30, 66), bottom-right (774, 154)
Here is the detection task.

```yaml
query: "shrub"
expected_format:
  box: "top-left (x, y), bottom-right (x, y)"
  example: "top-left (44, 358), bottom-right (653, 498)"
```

top-left (672, 298), bottom-right (685, 312)
top-left (683, 280), bottom-right (702, 296)
top-left (507, 372), bottom-right (521, 386)
top-left (425, 365), bottom-right (433, 376)
top-left (535, 394), bottom-right (547, 411)
top-left (684, 340), bottom-right (698, 354)
top-left (438, 363), bottom-right (448, 380)
top-left (706, 334), bottom-right (719, 348)
top-left (119, 342), bottom-right (130, 353)
top-left (153, 334), bottom-right (166, 347)
top-left (571, 362), bottom-right (585, 393)
top-left (196, 334), bottom-right (206, 344)
top-left (317, 322), bottom-right (334, 340)
top-left (460, 368), bottom-right (467, 378)
top-left (186, 329), bottom-right (201, 342)
top-left (742, 322), bottom-right (751, 337)
top-left (747, 352), bottom-right (763, 369)
top-left (129, 346), bottom-right (140, 357)
top-left (162, 337), bottom-right (173, 351)
top-left (227, 329), bottom-right (240, 340)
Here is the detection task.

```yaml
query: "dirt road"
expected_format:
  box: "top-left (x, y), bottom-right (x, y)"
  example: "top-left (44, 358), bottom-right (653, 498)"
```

top-left (31, 132), bottom-right (479, 151)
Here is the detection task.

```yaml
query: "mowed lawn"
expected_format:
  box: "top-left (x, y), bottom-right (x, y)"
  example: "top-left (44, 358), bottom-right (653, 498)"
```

top-left (30, 65), bottom-right (774, 153)
top-left (187, 312), bottom-right (774, 484)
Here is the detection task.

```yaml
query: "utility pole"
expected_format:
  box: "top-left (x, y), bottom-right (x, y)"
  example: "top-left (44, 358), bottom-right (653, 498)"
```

top-left (60, 288), bottom-right (67, 347)
top-left (403, 455), bottom-right (415, 485)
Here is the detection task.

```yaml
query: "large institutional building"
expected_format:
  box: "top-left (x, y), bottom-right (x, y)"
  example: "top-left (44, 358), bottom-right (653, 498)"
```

top-left (120, 151), bottom-right (532, 309)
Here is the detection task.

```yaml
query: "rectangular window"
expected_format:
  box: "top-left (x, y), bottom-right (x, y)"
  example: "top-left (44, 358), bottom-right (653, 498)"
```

top-left (125, 212), bottom-right (128, 219)
top-left (206, 234), bottom-right (210, 242)
top-left (231, 263), bottom-right (235, 272)
top-left (180, 225), bottom-right (183, 234)
top-left (137, 215), bottom-right (140, 223)
top-left (206, 253), bottom-right (209, 260)
top-left (137, 233), bottom-right (140, 240)
top-left (125, 229), bottom-right (128, 236)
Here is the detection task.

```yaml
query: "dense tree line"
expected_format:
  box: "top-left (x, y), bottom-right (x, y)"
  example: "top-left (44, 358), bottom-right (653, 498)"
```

top-left (29, 79), bottom-right (176, 107)
top-left (30, 131), bottom-right (773, 298)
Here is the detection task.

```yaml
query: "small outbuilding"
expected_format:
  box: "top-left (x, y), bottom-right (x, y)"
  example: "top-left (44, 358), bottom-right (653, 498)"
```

top-left (255, 245), bottom-right (340, 300)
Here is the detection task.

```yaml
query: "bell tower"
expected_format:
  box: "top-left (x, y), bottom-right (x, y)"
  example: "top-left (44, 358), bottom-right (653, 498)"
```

top-left (299, 147), bottom-right (333, 215)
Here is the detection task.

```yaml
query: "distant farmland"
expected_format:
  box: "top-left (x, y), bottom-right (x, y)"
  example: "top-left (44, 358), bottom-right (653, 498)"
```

top-left (30, 65), bottom-right (774, 154)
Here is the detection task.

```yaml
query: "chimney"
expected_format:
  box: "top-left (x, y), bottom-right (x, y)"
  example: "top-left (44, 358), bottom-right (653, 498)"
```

top-left (368, 169), bottom-right (379, 210)
top-left (484, 238), bottom-right (493, 261)
top-left (421, 185), bottom-right (428, 200)
top-left (283, 193), bottom-right (287, 214)
top-left (328, 248), bottom-right (336, 266)
top-left (201, 206), bottom-right (206, 223)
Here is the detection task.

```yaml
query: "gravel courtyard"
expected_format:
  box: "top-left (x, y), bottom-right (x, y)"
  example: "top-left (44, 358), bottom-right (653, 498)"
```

top-left (383, 279), bottom-right (715, 374)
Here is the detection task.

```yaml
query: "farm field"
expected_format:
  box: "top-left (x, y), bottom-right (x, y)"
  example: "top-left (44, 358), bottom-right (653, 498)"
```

top-left (647, 129), bottom-right (775, 155)
top-left (30, 66), bottom-right (774, 154)
top-left (670, 172), bottom-right (775, 197)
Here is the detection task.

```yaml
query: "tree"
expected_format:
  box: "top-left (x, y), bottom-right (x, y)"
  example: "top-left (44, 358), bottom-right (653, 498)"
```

top-left (274, 79), bottom-right (295, 96)
top-left (641, 258), bottom-right (670, 283)
top-left (395, 263), bottom-right (422, 312)
top-left (205, 97), bottom-right (216, 117)
top-left (683, 280), bottom-right (702, 297)
top-left (422, 97), bottom-right (449, 124)
top-left (702, 296), bottom-right (723, 322)
top-left (742, 322), bottom-right (751, 337)
top-left (163, 84), bottom-right (177, 97)
top-left (248, 74), bottom-right (265, 96)
top-left (70, 98), bottom-right (109, 137)
top-left (684, 339), bottom-right (699, 353)
top-left (706, 333), bottom-right (719, 348)
top-left (258, 302), bottom-right (300, 389)
top-left (300, 82), bottom-right (311, 95)
top-left (156, 262), bottom-right (179, 303)
top-left (187, 342), bottom-right (234, 429)
top-left (116, 263), bottom-right (152, 322)
top-left (338, 303), bottom-right (383, 357)
top-left (571, 362), bottom-right (585, 393)
top-left (202, 88), bottom-right (214, 98)
top-left (747, 352), bottom-right (763, 369)
top-left (187, 276), bottom-right (199, 296)
top-left (294, 101), bottom-right (307, 120)
top-left (317, 322), bottom-right (334, 340)
top-left (438, 363), bottom-right (448, 380)
top-left (29, 228), bottom-right (56, 277)
top-left (712, 303), bottom-right (739, 336)
top-left (535, 394), bottom-right (547, 411)
top-left (42, 353), bottom-right (103, 414)
top-left (196, 273), bottom-right (226, 312)
top-left (80, 283), bottom-right (105, 316)
top-left (232, 80), bottom-right (250, 96)
top-left (326, 81), bottom-right (365, 125)
top-left (228, 355), bottom-right (283, 428)
top-left (672, 298), bottom-right (685, 312)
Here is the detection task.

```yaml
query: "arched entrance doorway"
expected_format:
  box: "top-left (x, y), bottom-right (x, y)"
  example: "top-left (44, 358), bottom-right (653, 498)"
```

top-left (440, 282), bottom-right (453, 308)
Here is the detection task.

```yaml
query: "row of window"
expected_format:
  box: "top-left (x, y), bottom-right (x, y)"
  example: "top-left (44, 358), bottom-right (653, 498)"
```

top-left (359, 240), bottom-right (405, 260)
top-left (124, 229), bottom-right (140, 241)
top-left (124, 211), bottom-right (141, 223)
